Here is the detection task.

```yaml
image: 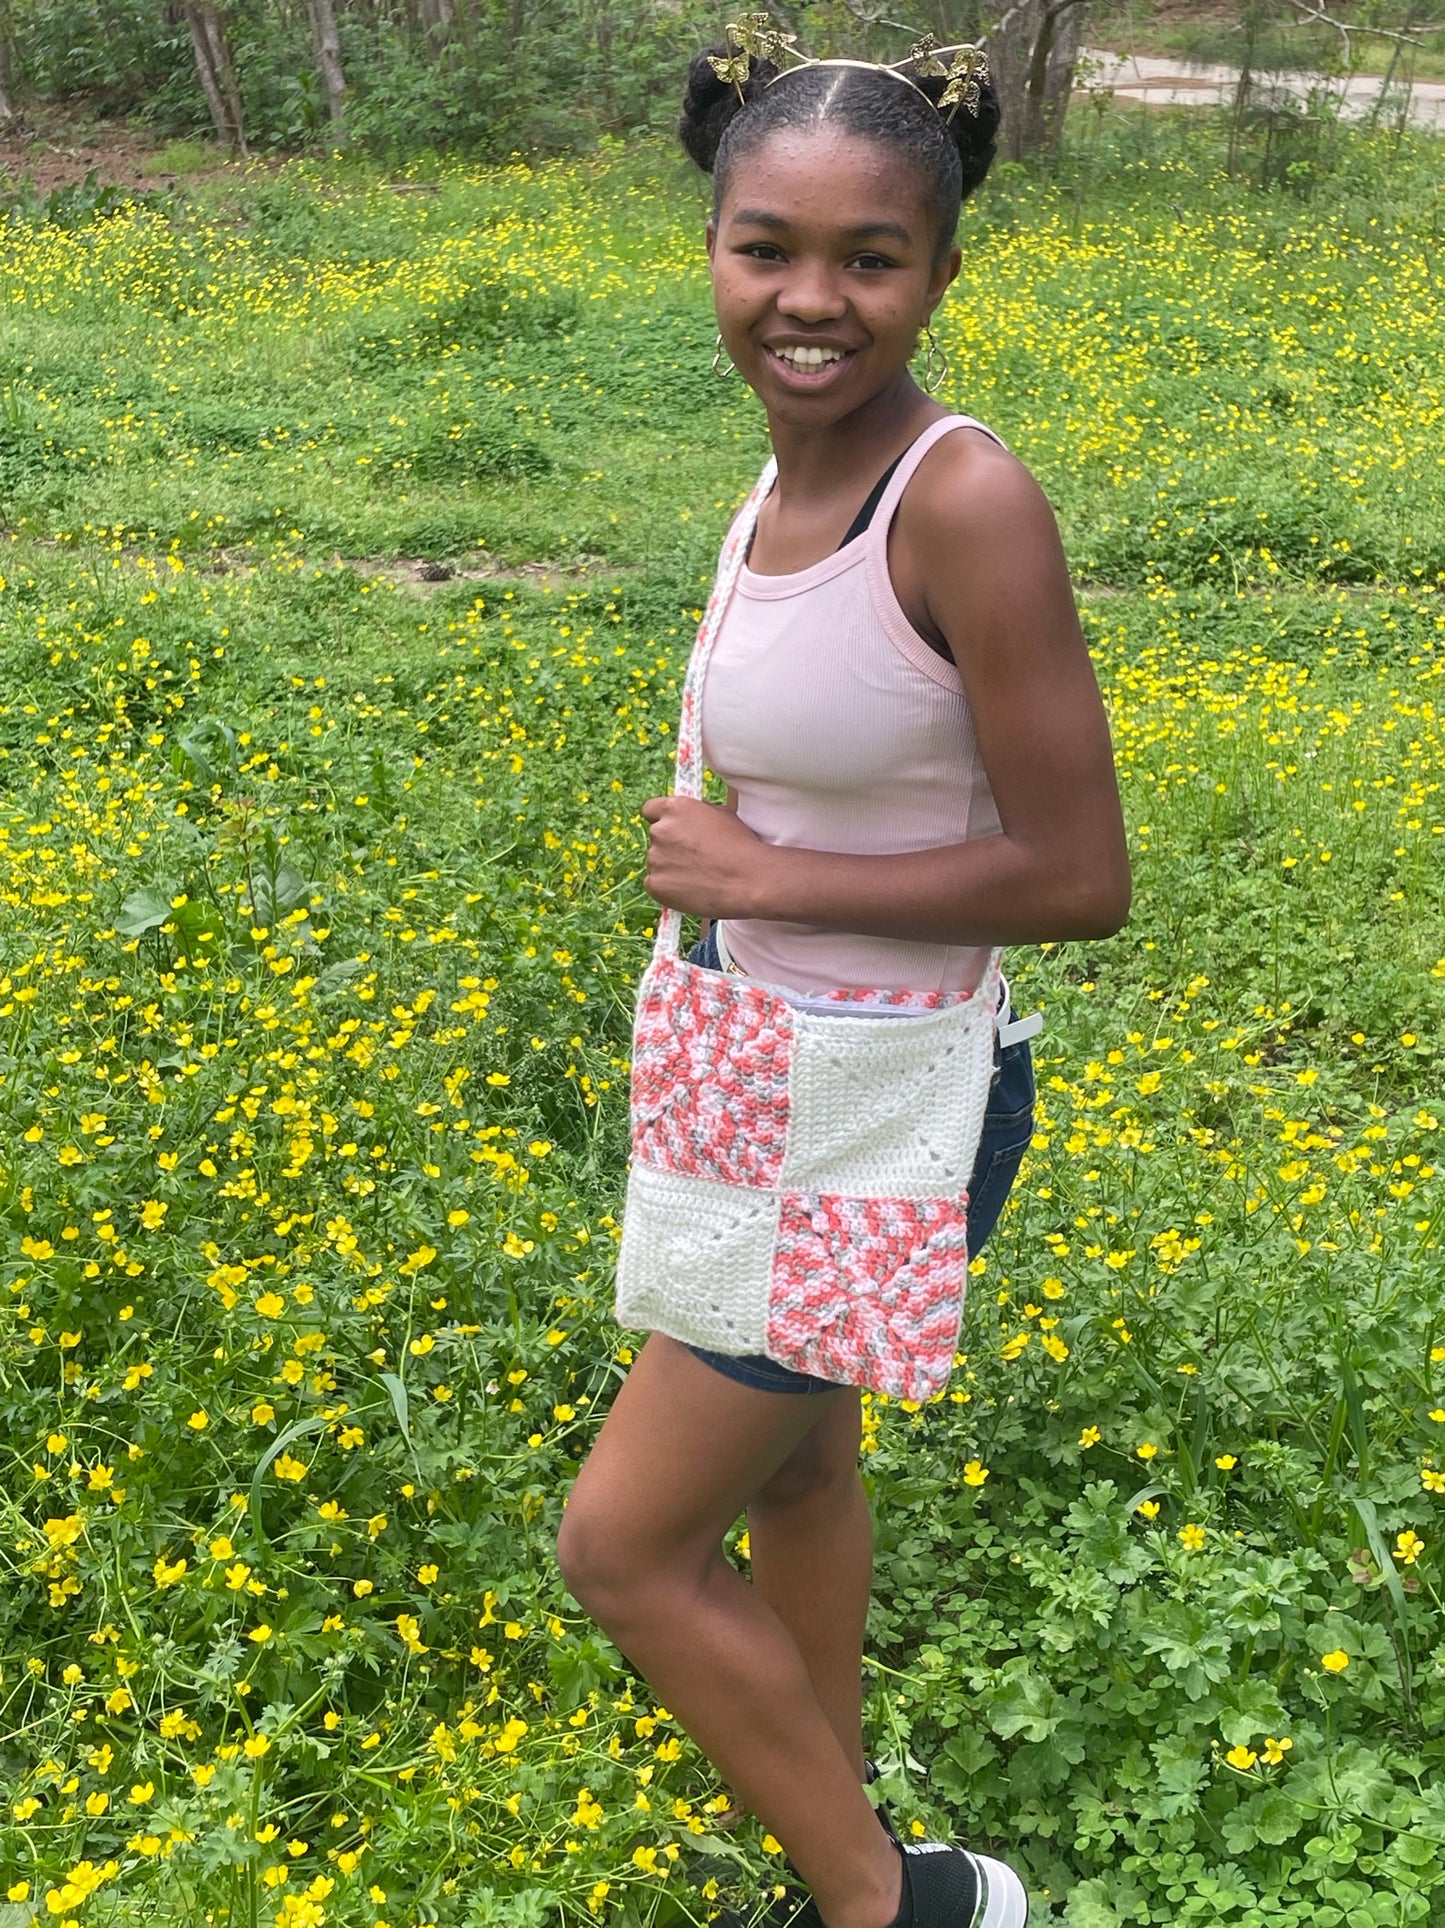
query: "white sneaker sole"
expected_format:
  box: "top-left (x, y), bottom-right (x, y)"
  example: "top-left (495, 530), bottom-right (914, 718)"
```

top-left (970, 1850), bottom-right (1029, 1928)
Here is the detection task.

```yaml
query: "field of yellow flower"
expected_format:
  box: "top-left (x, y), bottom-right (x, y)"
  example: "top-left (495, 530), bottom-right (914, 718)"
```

top-left (0, 125), bottom-right (1442, 1927)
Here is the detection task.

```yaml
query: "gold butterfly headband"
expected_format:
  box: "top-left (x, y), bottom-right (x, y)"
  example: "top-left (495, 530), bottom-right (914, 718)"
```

top-left (708, 17), bottom-right (991, 122)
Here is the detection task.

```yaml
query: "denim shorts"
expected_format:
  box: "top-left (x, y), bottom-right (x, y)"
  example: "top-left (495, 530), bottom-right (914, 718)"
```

top-left (682, 924), bottom-right (1036, 1395)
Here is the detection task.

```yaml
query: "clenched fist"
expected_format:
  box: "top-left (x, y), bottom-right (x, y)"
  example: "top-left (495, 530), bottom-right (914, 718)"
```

top-left (640, 795), bottom-right (774, 919)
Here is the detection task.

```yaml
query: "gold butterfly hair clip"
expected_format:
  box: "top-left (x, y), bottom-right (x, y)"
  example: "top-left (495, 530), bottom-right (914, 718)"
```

top-left (707, 12), bottom-right (797, 98)
top-left (707, 13), bottom-right (991, 119)
top-left (906, 33), bottom-right (991, 121)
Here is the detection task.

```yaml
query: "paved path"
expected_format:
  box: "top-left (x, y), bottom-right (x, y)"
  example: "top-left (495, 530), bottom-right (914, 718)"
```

top-left (1082, 47), bottom-right (1445, 131)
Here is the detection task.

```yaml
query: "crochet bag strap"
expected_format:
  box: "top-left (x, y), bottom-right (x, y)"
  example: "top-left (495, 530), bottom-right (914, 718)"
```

top-left (654, 457), bottom-right (778, 964)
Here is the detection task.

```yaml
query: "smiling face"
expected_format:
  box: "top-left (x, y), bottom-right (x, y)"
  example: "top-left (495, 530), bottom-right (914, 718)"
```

top-left (707, 128), bottom-right (961, 427)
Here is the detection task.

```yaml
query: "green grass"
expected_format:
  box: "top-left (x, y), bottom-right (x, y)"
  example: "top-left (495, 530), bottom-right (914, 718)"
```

top-left (137, 140), bottom-right (230, 177)
top-left (0, 119), bottom-right (1443, 1927)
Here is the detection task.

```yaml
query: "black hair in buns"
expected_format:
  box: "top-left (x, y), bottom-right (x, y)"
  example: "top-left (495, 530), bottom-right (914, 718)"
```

top-left (900, 56), bottom-right (1002, 205)
top-left (678, 46), bottom-right (780, 174)
top-left (678, 44), bottom-right (1001, 256)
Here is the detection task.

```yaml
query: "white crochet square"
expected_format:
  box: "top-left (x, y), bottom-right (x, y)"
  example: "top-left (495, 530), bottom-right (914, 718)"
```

top-left (615, 1164), bottom-right (776, 1355)
top-left (778, 1004), bottom-right (996, 1198)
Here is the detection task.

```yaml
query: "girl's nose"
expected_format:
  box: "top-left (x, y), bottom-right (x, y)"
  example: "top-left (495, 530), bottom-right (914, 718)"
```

top-left (776, 265), bottom-right (847, 325)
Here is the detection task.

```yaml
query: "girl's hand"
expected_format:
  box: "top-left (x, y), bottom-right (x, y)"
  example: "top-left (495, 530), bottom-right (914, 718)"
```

top-left (640, 796), bottom-right (771, 917)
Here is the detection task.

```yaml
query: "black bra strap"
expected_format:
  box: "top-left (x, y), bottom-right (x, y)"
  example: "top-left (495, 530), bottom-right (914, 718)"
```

top-left (837, 452), bottom-right (907, 551)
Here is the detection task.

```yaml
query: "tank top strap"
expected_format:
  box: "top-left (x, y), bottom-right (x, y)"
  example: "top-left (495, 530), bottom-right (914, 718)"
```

top-left (863, 414), bottom-right (1008, 564)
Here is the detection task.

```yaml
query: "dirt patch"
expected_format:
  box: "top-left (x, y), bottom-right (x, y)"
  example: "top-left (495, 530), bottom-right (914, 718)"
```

top-left (36, 536), bottom-right (621, 595)
top-left (1098, 73), bottom-right (1226, 92)
top-left (0, 103), bottom-right (266, 198)
top-left (336, 553), bottom-right (620, 596)
top-left (1089, 0), bottom-right (1240, 57)
top-left (1136, 0), bottom-right (1238, 29)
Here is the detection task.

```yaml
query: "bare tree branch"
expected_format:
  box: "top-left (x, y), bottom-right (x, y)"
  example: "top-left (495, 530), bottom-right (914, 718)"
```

top-left (1285, 0), bottom-right (1425, 57)
top-left (829, 0), bottom-right (928, 39)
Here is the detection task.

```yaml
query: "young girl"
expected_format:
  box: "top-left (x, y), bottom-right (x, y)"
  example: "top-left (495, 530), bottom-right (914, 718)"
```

top-left (557, 32), bottom-right (1130, 1928)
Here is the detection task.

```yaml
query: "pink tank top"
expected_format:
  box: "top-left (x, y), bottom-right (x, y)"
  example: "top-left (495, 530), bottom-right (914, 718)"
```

top-left (700, 415), bottom-right (1004, 998)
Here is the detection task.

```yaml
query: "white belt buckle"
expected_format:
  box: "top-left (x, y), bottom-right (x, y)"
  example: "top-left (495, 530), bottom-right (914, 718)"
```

top-left (998, 1009), bottom-right (1044, 1047)
top-left (712, 919), bottom-right (746, 976)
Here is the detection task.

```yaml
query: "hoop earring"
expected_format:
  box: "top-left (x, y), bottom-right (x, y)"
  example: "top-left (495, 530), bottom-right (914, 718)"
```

top-left (920, 325), bottom-right (949, 395)
top-left (712, 331), bottom-right (737, 379)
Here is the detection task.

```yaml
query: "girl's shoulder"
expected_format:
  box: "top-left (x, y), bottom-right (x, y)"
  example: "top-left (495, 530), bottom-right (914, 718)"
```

top-left (886, 422), bottom-right (1068, 652)
top-left (895, 420), bottom-right (1053, 558)
top-left (916, 413), bottom-right (1024, 482)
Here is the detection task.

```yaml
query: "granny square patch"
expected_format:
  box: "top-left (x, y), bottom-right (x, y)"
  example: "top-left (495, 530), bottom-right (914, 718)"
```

top-left (614, 1163), bottom-right (776, 1356)
top-left (765, 1191), bottom-right (970, 1399)
top-left (778, 1002), bottom-right (994, 1197)
top-left (631, 952), bottom-right (795, 1188)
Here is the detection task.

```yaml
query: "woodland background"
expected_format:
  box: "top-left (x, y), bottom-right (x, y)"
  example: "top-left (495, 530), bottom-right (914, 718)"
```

top-left (1, 2), bottom-right (1445, 171)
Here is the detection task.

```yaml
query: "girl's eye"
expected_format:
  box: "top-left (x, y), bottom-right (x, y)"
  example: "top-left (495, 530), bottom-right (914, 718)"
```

top-left (742, 243), bottom-right (785, 260)
top-left (853, 254), bottom-right (893, 271)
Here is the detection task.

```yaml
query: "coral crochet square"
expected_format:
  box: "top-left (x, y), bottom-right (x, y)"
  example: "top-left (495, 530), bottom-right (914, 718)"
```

top-left (766, 1192), bottom-right (970, 1400)
top-left (631, 953), bottom-right (794, 1187)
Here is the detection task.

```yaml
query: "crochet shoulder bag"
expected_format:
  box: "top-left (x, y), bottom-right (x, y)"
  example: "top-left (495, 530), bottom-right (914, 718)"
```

top-left (614, 458), bottom-right (1003, 1401)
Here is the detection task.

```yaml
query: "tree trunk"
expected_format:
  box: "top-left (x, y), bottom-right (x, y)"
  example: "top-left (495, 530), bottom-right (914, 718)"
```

top-left (307, 0), bottom-right (348, 130)
top-left (419, 0), bottom-right (453, 51)
top-left (0, 0), bottom-right (17, 128)
top-left (184, 2), bottom-right (247, 152)
top-left (986, 0), bottom-right (1089, 162)
top-left (1227, 9), bottom-right (1261, 177)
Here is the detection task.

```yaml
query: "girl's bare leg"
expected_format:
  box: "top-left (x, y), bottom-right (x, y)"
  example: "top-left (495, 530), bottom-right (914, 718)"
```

top-left (557, 1335), bottom-right (903, 1928)
top-left (746, 1392), bottom-right (872, 1781)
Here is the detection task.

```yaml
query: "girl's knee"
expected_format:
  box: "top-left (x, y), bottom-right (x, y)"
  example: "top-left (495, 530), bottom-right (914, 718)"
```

top-left (556, 1497), bottom-right (699, 1626)
top-left (554, 1499), bottom-right (617, 1612)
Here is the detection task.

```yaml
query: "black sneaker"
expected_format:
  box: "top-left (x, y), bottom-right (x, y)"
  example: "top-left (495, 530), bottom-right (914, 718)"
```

top-left (724, 1840), bottom-right (1028, 1928)
top-left (899, 1839), bottom-right (1029, 1927)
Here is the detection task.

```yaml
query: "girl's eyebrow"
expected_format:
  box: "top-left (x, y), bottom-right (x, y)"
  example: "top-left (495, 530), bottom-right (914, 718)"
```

top-left (727, 207), bottom-right (915, 247)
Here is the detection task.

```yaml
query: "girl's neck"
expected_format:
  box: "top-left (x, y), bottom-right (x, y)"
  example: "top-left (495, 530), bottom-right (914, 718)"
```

top-left (764, 374), bottom-right (947, 503)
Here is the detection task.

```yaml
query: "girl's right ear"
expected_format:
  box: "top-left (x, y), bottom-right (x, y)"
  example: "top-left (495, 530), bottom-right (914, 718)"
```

top-left (706, 219), bottom-right (717, 262)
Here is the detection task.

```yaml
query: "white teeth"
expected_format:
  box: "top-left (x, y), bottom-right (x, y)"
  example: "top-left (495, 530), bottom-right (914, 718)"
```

top-left (775, 345), bottom-right (844, 370)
